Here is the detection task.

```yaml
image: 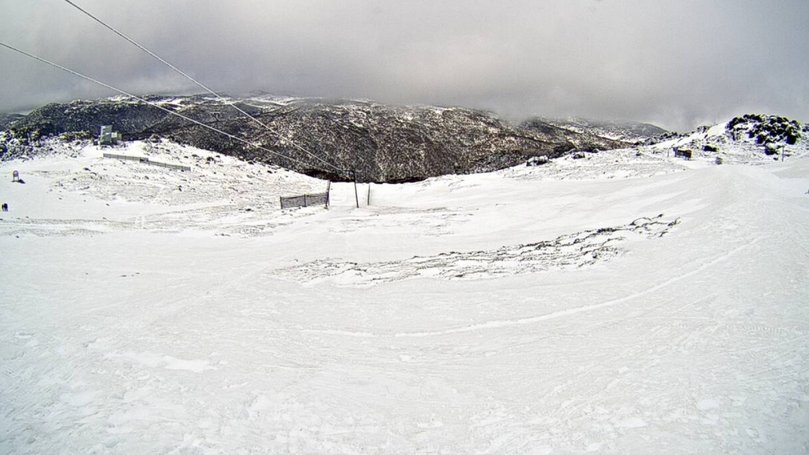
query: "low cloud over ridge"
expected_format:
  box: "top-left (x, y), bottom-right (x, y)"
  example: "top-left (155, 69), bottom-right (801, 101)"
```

top-left (1, 0), bottom-right (808, 130)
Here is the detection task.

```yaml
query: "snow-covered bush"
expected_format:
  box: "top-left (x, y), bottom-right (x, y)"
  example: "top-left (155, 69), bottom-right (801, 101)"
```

top-left (727, 114), bottom-right (802, 146)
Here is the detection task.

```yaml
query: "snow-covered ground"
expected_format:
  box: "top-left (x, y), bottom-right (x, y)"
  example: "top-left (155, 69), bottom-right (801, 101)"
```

top-left (1, 138), bottom-right (809, 454)
top-left (0, 140), bottom-right (326, 237)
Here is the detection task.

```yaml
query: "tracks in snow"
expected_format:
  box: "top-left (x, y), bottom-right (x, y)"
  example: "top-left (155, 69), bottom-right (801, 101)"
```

top-left (278, 215), bottom-right (680, 287)
top-left (303, 236), bottom-right (760, 339)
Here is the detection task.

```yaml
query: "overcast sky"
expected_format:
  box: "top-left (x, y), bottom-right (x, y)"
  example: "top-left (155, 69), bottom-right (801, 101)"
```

top-left (1, 0), bottom-right (808, 130)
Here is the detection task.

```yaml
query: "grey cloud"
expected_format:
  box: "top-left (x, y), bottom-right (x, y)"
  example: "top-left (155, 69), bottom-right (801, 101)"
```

top-left (1, 0), bottom-right (808, 130)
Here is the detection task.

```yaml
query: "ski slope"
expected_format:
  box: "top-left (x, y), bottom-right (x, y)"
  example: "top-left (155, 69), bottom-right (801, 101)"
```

top-left (1, 139), bottom-right (808, 454)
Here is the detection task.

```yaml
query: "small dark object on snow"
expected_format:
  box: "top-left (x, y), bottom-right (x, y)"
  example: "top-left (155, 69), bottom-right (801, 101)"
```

top-left (715, 157), bottom-right (723, 165)
top-left (673, 148), bottom-right (692, 160)
top-left (1, 203), bottom-right (7, 212)
top-left (703, 144), bottom-right (719, 152)
top-left (526, 155), bottom-right (549, 166)
top-left (12, 170), bottom-right (20, 182)
top-left (571, 152), bottom-right (587, 160)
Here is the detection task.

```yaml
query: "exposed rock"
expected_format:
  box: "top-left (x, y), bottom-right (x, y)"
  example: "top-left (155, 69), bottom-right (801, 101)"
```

top-left (727, 114), bottom-right (802, 146)
top-left (526, 155), bottom-right (549, 166)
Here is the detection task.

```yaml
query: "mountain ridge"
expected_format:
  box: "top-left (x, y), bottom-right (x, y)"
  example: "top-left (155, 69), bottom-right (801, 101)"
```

top-left (0, 95), bottom-right (651, 182)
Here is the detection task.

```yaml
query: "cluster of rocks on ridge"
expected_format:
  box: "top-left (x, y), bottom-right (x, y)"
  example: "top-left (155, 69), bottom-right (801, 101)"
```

top-left (656, 114), bottom-right (808, 159)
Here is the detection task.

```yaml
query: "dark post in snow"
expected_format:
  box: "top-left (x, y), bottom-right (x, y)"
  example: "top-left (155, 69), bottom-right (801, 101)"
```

top-left (367, 183), bottom-right (371, 207)
top-left (352, 169), bottom-right (360, 209)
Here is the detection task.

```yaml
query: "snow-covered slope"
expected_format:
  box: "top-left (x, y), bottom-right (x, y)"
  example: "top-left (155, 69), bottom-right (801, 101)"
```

top-left (1, 138), bottom-right (809, 454)
top-left (0, 139), bottom-right (327, 237)
top-left (652, 114), bottom-right (808, 162)
top-left (529, 116), bottom-right (667, 143)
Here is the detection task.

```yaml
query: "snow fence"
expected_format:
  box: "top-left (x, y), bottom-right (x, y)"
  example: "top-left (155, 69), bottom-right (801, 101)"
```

top-left (280, 182), bottom-right (330, 209)
top-left (103, 153), bottom-right (191, 172)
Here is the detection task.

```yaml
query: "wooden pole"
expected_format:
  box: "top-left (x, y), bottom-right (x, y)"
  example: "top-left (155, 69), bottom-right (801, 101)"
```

top-left (353, 169), bottom-right (359, 209)
top-left (367, 183), bottom-right (371, 206)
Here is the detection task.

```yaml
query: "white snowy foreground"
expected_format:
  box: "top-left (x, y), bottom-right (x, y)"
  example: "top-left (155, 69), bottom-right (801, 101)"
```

top-left (1, 140), bottom-right (808, 454)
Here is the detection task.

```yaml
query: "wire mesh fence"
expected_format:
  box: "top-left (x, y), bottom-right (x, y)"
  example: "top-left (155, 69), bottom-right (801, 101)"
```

top-left (280, 182), bottom-right (331, 209)
top-left (103, 153), bottom-right (191, 171)
top-left (279, 193), bottom-right (329, 209)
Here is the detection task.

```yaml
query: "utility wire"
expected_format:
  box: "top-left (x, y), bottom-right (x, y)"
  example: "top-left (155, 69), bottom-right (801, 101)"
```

top-left (0, 41), bottom-right (323, 171)
top-left (62, 0), bottom-right (343, 174)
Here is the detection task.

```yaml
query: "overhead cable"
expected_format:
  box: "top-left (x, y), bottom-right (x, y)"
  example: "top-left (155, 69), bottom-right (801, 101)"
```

top-left (62, 0), bottom-right (343, 173)
top-left (0, 41), bottom-right (327, 171)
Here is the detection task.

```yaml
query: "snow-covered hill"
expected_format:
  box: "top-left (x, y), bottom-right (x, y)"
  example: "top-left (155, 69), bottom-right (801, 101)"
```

top-left (2, 95), bottom-right (634, 183)
top-left (652, 114), bottom-right (809, 160)
top-left (527, 116), bottom-right (667, 144)
top-left (1, 135), bottom-right (808, 454)
top-left (0, 139), bottom-right (327, 237)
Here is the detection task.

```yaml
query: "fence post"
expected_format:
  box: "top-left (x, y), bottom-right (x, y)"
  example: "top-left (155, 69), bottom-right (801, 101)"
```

top-left (303, 194), bottom-right (309, 207)
top-left (353, 169), bottom-right (359, 209)
top-left (325, 181), bottom-right (331, 209)
top-left (367, 183), bottom-right (371, 206)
